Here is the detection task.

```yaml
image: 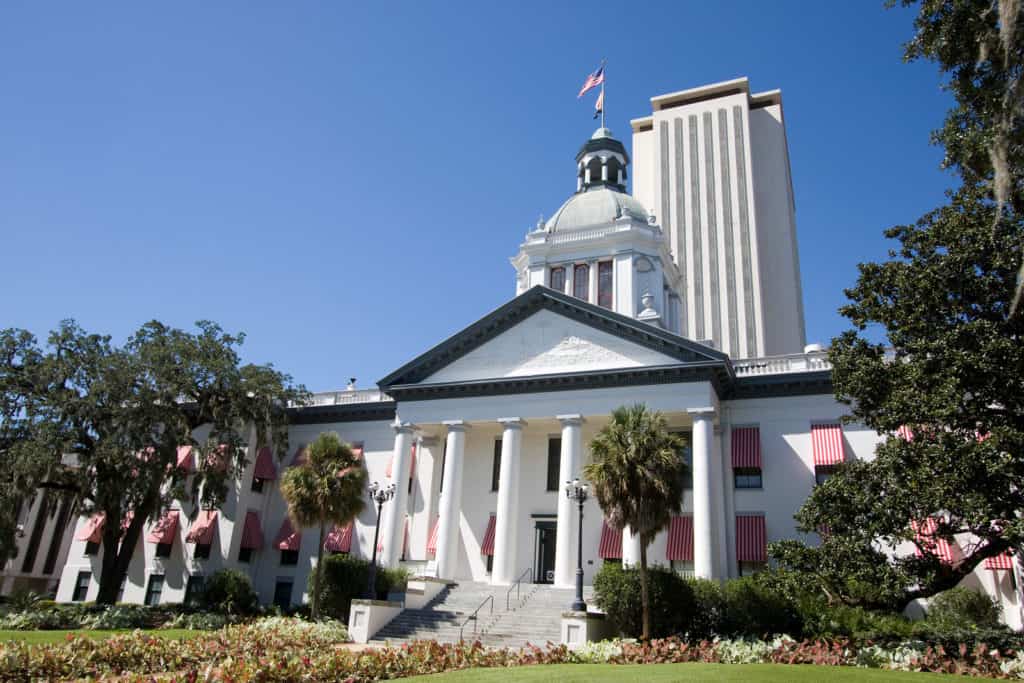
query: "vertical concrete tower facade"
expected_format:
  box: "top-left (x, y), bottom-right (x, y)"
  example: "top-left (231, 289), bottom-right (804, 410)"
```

top-left (631, 78), bottom-right (806, 358)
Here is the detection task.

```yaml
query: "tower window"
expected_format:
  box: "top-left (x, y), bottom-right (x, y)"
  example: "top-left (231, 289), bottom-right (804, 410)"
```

top-left (549, 267), bottom-right (565, 293)
top-left (573, 264), bottom-right (590, 301)
top-left (597, 261), bottom-right (613, 309)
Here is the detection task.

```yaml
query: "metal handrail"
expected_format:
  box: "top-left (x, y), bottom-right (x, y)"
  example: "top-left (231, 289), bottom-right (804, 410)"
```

top-left (505, 567), bottom-right (533, 610)
top-left (459, 594), bottom-right (494, 642)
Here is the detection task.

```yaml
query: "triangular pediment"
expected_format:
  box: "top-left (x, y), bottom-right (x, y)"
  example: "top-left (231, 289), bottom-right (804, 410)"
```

top-left (379, 286), bottom-right (729, 389)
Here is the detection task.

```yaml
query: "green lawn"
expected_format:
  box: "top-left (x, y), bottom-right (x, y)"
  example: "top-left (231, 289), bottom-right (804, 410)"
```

top-left (0, 628), bottom-right (206, 644)
top-left (402, 663), bottom-right (969, 682)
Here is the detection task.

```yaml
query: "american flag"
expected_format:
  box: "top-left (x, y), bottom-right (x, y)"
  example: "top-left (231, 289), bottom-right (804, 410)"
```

top-left (577, 65), bottom-right (605, 98)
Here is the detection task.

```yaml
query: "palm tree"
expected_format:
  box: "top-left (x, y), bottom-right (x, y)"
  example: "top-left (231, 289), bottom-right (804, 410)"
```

top-left (280, 431), bottom-right (367, 620)
top-left (583, 404), bottom-right (688, 641)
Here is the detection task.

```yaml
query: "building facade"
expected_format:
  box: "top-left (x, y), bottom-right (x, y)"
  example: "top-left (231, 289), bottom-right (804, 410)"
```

top-left (7, 78), bottom-right (1019, 628)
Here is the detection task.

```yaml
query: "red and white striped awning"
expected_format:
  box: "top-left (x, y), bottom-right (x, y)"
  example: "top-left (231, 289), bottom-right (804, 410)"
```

top-left (274, 518), bottom-right (302, 552)
top-left (811, 423), bottom-right (845, 466)
top-left (186, 510), bottom-right (218, 544)
top-left (666, 515), bottom-right (694, 561)
top-left (480, 515), bottom-right (497, 556)
top-left (176, 446), bottom-right (195, 473)
top-left (736, 514), bottom-right (767, 562)
top-left (324, 523), bottom-right (353, 553)
top-left (386, 444), bottom-right (417, 479)
top-left (240, 510), bottom-right (264, 550)
top-left (896, 425), bottom-right (914, 442)
top-left (253, 446), bottom-right (277, 481)
top-left (77, 514), bottom-right (105, 543)
top-left (597, 520), bottom-right (622, 559)
top-left (146, 510), bottom-right (179, 545)
top-left (426, 517), bottom-right (440, 555)
top-left (912, 517), bottom-right (954, 564)
top-left (985, 551), bottom-right (1014, 571)
top-left (731, 427), bottom-right (762, 470)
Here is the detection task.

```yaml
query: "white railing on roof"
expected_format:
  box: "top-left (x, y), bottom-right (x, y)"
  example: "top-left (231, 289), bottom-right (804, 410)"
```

top-left (732, 351), bottom-right (831, 376)
top-left (305, 388), bottom-right (393, 407)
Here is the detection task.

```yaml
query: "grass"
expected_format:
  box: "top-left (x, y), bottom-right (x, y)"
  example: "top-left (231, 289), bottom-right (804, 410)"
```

top-left (401, 663), bottom-right (970, 681)
top-left (0, 628), bottom-right (206, 644)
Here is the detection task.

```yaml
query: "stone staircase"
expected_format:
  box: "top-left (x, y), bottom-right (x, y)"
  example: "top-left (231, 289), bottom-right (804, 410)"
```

top-left (370, 579), bottom-right (594, 650)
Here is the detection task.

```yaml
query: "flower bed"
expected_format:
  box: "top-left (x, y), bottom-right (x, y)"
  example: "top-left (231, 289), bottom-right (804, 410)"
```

top-left (2, 623), bottom-right (1023, 681)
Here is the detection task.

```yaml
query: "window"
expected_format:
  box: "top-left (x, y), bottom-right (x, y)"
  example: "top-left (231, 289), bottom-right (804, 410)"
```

top-left (238, 547), bottom-right (254, 563)
top-left (597, 261), bottom-right (613, 309)
top-left (194, 542), bottom-right (211, 560)
top-left (679, 442), bottom-right (693, 490)
top-left (734, 468), bottom-right (763, 489)
top-left (573, 264), bottom-right (589, 300)
top-left (491, 440), bottom-right (502, 492)
top-left (273, 579), bottom-right (293, 609)
top-left (603, 557), bottom-right (623, 567)
top-left (251, 477), bottom-right (265, 493)
top-left (184, 575), bottom-right (204, 604)
top-left (486, 554), bottom-right (494, 572)
top-left (546, 438), bottom-right (561, 491)
top-left (144, 574), bottom-right (164, 606)
top-left (84, 541), bottom-right (100, 556)
top-left (815, 465), bottom-right (837, 486)
top-left (280, 549), bottom-right (299, 566)
top-left (72, 571), bottom-right (91, 602)
top-left (671, 560), bottom-right (695, 578)
top-left (155, 542), bottom-right (173, 558)
top-left (739, 561), bottom-right (766, 577)
top-left (549, 267), bottom-right (565, 293)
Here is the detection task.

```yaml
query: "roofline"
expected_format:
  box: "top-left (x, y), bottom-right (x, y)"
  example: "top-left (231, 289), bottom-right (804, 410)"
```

top-left (377, 285), bottom-right (733, 389)
top-left (650, 77), bottom-right (750, 111)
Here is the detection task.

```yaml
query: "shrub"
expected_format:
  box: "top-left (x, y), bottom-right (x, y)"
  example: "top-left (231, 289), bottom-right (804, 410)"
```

top-left (202, 569), bottom-right (259, 616)
top-left (686, 578), bottom-right (726, 639)
top-left (926, 587), bottom-right (1002, 631)
top-left (6, 589), bottom-right (44, 612)
top-left (721, 576), bottom-right (801, 638)
top-left (592, 562), bottom-right (695, 638)
top-left (312, 554), bottom-right (407, 619)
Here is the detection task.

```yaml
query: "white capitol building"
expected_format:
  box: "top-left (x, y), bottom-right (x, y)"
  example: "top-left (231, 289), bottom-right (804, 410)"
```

top-left (5, 77), bottom-right (1021, 631)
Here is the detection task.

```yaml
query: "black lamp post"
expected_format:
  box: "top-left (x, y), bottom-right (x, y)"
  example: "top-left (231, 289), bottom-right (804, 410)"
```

top-left (565, 477), bottom-right (589, 612)
top-left (366, 481), bottom-right (396, 599)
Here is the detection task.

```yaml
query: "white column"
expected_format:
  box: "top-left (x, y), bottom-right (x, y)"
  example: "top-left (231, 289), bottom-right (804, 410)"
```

top-left (554, 414), bottom-right (583, 588)
top-left (588, 261), bottom-right (599, 305)
top-left (713, 426), bottom-right (728, 578)
top-left (492, 418), bottom-right (524, 585)
top-left (689, 408), bottom-right (715, 579)
top-left (435, 421), bottom-right (467, 580)
top-left (381, 422), bottom-right (415, 568)
top-left (622, 525), bottom-right (642, 567)
top-left (721, 422), bottom-right (737, 578)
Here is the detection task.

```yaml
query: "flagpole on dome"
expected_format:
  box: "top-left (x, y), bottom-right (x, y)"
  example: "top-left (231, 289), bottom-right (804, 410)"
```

top-left (600, 57), bottom-right (606, 129)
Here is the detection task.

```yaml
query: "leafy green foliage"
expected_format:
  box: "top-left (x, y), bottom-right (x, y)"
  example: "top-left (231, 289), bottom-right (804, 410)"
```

top-left (279, 432), bottom-right (366, 619)
top-left (592, 562), bottom-right (695, 639)
top-left (684, 578), bottom-right (727, 641)
top-left (201, 569), bottom-right (259, 616)
top-left (310, 554), bottom-right (407, 619)
top-left (0, 320), bottom-right (307, 602)
top-left (926, 587), bottom-right (1003, 631)
top-left (584, 404), bottom-right (688, 640)
top-left (720, 577), bottom-right (802, 639)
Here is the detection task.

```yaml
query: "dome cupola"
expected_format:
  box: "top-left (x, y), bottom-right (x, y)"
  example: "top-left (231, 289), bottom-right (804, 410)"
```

top-left (575, 127), bottom-right (629, 193)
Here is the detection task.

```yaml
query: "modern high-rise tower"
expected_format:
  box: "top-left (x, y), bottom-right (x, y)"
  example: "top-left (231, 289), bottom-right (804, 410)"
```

top-left (631, 78), bottom-right (806, 358)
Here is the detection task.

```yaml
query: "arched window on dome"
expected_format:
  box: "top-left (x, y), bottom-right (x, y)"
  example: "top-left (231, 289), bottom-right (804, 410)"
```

top-left (573, 264), bottom-right (590, 301)
top-left (549, 266), bottom-right (565, 293)
top-left (604, 157), bottom-right (622, 186)
top-left (585, 158), bottom-right (602, 186)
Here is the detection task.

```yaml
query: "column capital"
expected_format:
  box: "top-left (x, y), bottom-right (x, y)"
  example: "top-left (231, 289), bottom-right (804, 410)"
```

top-left (557, 414), bottom-right (584, 426)
top-left (687, 407), bottom-right (716, 419)
top-left (497, 417), bottom-right (526, 428)
top-left (392, 420), bottom-right (417, 435)
top-left (442, 420), bottom-right (469, 432)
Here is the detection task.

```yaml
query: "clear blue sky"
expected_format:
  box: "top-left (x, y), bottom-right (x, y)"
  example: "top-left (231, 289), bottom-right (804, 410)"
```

top-left (1, 2), bottom-right (951, 391)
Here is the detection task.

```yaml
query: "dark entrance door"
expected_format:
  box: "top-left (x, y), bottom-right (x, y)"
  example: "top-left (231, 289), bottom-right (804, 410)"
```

top-left (534, 521), bottom-right (557, 583)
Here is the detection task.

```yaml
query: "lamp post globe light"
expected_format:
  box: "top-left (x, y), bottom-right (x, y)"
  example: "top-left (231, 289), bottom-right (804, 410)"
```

top-left (565, 478), bottom-right (589, 612)
top-left (366, 481), bottom-right (396, 599)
